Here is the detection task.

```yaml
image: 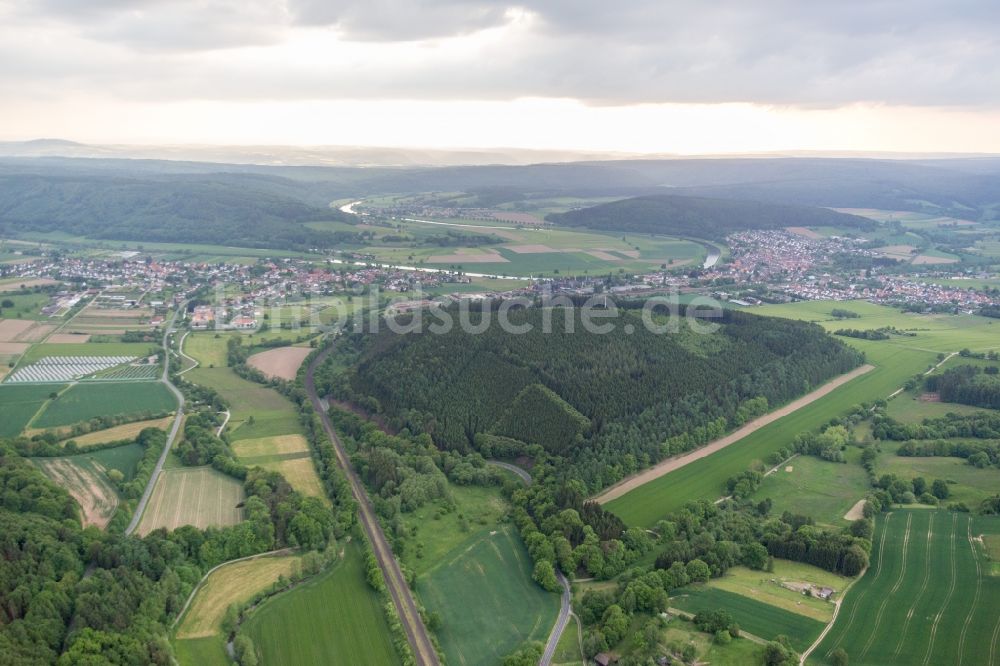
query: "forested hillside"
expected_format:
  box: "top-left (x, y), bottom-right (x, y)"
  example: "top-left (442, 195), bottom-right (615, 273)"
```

top-left (546, 194), bottom-right (875, 239)
top-left (0, 173), bottom-right (357, 250)
top-left (323, 305), bottom-right (863, 490)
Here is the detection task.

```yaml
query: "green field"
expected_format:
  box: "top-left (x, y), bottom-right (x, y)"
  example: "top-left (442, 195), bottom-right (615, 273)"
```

top-left (878, 450), bottom-right (1000, 507)
top-left (671, 585), bottom-right (826, 652)
top-left (813, 510), bottom-right (1000, 665)
top-left (33, 381), bottom-right (176, 428)
top-left (77, 442), bottom-right (146, 478)
top-left (397, 484), bottom-right (510, 576)
top-left (417, 524), bottom-right (559, 666)
top-left (173, 636), bottom-right (229, 666)
top-left (605, 301), bottom-right (999, 528)
top-left (753, 450), bottom-right (872, 528)
top-left (0, 383), bottom-right (66, 436)
top-left (242, 541), bottom-right (399, 665)
top-left (0, 291), bottom-right (53, 319)
top-left (886, 390), bottom-right (993, 423)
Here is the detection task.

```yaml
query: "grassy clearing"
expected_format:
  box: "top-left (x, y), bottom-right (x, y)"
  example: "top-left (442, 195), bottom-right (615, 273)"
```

top-left (814, 510), bottom-right (1000, 666)
top-left (176, 553), bottom-right (303, 639)
top-left (418, 524), bottom-right (559, 666)
top-left (704, 561), bottom-right (848, 623)
top-left (660, 621), bottom-right (764, 665)
top-left (0, 383), bottom-right (66, 436)
top-left (398, 484), bottom-right (511, 577)
top-left (33, 381), bottom-right (176, 428)
top-left (172, 636), bottom-right (230, 666)
top-left (137, 467), bottom-right (244, 535)
top-left (243, 541), bottom-right (398, 665)
top-left (672, 585), bottom-right (826, 651)
top-left (183, 333), bottom-right (230, 368)
top-left (878, 451), bottom-right (1000, 507)
top-left (886, 390), bottom-right (992, 423)
top-left (753, 450), bottom-right (872, 528)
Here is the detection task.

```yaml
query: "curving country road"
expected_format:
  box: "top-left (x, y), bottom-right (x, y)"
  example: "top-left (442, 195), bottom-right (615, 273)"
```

top-left (305, 347), bottom-right (440, 666)
top-left (487, 461), bottom-right (573, 666)
top-left (125, 305), bottom-right (186, 536)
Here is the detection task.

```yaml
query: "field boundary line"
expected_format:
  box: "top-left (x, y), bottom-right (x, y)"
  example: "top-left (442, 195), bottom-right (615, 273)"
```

top-left (825, 512), bottom-right (892, 654)
top-left (861, 512), bottom-right (912, 658)
top-left (171, 547), bottom-right (296, 631)
top-left (957, 516), bottom-right (983, 664)
top-left (594, 364), bottom-right (874, 504)
top-left (893, 512), bottom-right (934, 657)
top-left (922, 512), bottom-right (958, 666)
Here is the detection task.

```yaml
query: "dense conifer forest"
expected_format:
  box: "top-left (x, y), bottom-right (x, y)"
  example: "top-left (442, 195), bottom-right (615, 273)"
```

top-left (320, 304), bottom-right (863, 490)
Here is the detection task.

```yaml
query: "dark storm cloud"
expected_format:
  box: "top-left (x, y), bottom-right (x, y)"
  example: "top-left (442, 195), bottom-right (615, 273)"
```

top-left (5, 0), bottom-right (1000, 106)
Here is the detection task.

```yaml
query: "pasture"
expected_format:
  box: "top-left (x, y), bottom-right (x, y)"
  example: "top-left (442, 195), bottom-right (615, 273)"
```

top-left (814, 510), bottom-right (1000, 666)
top-left (243, 542), bottom-right (399, 665)
top-left (417, 524), bottom-right (559, 666)
top-left (136, 467), bottom-right (244, 535)
top-left (671, 585), bottom-right (826, 652)
top-left (886, 390), bottom-right (992, 423)
top-left (877, 450), bottom-right (1000, 507)
top-left (176, 552), bottom-right (303, 639)
top-left (707, 560), bottom-right (848, 623)
top-left (0, 383), bottom-right (65, 436)
top-left (33, 381), bottom-right (176, 428)
top-left (752, 450), bottom-right (871, 528)
top-left (398, 484), bottom-right (511, 576)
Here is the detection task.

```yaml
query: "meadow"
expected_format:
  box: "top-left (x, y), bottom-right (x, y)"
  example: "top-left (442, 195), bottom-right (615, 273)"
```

top-left (752, 450), bottom-right (872, 529)
top-left (176, 552), bottom-right (303, 639)
top-left (417, 524), bottom-right (559, 666)
top-left (0, 383), bottom-right (65, 436)
top-left (136, 467), bottom-right (245, 535)
top-left (671, 586), bottom-right (826, 652)
top-left (877, 449), bottom-right (1000, 507)
top-left (20, 341), bottom-right (157, 362)
top-left (813, 510), bottom-right (1000, 666)
top-left (242, 541), bottom-right (399, 665)
top-left (706, 560), bottom-right (849, 623)
top-left (232, 435), bottom-right (326, 500)
top-left (605, 301), bottom-right (1000, 528)
top-left (33, 381), bottom-right (176, 428)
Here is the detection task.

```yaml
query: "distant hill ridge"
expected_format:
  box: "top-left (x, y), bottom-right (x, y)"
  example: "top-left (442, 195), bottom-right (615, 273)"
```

top-left (545, 193), bottom-right (876, 239)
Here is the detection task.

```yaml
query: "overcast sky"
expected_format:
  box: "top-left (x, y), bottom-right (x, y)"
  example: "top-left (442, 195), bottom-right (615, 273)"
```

top-left (2, 0), bottom-right (1000, 153)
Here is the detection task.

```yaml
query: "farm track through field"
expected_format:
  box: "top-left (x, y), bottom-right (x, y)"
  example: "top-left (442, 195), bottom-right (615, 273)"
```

top-left (828, 512), bottom-right (893, 654)
top-left (306, 347), bottom-right (439, 666)
top-left (861, 513), bottom-right (912, 659)
top-left (922, 513), bottom-right (958, 666)
top-left (893, 512), bottom-right (934, 657)
top-left (990, 612), bottom-right (1000, 666)
top-left (957, 517), bottom-right (983, 664)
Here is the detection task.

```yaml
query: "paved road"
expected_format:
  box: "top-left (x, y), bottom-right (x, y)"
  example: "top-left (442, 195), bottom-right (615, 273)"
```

top-left (124, 305), bottom-right (186, 536)
top-left (305, 347), bottom-right (440, 666)
top-left (540, 570), bottom-right (572, 666)
top-left (486, 461), bottom-right (573, 666)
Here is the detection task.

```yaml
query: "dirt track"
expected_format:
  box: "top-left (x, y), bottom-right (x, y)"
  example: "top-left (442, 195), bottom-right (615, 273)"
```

top-left (595, 364), bottom-right (875, 504)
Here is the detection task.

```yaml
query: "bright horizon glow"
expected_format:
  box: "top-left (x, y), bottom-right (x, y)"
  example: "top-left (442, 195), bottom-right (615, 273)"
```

top-left (4, 97), bottom-right (1000, 155)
